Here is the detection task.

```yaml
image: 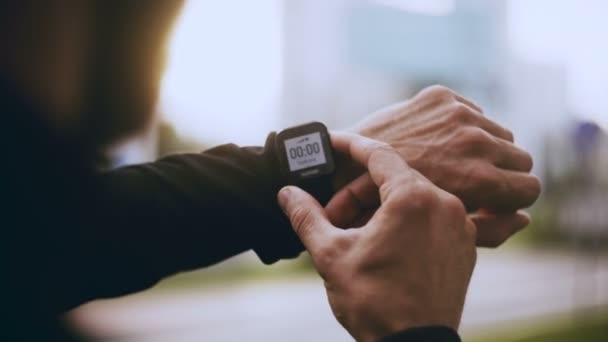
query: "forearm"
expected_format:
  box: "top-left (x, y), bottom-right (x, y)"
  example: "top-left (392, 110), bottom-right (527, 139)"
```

top-left (56, 133), bottom-right (316, 309)
top-left (99, 143), bottom-right (299, 259)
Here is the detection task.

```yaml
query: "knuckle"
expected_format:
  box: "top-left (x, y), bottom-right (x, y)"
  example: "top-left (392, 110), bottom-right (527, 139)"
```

top-left (465, 220), bottom-right (478, 242)
top-left (366, 144), bottom-right (395, 166)
top-left (442, 193), bottom-right (467, 218)
top-left (461, 127), bottom-right (494, 146)
top-left (314, 232), bottom-right (357, 276)
top-left (470, 164), bottom-right (498, 191)
top-left (504, 128), bottom-right (515, 142)
top-left (515, 175), bottom-right (542, 208)
top-left (522, 152), bottom-right (534, 172)
top-left (450, 102), bottom-right (474, 122)
top-left (533, 176), bottom-right (542, 195)
top-left (397, 180), bottom-right (438, 213)
top-left (368, 144), bottom-right (397, 161)
top-left (528, 175), bottom-right (542, 202)
top-left (290, 207), bottom-right (315, 234)
top-left (314, 244), bottom-right (335, 271)
top-left (380, 177), bottom-right (407, 207)
top-left (426, 84), bottom-right (454, 96)
top-left (424, 84), bottom-right (453, 98)
top-left (315, 240), bottom-right (343, 274)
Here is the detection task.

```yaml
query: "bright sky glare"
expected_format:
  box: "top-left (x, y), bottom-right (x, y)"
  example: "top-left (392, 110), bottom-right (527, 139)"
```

top-left (160, 0), bottom-right (282, 146)
top-left (507, 0), bottom-right (608, 126)
top-left (160, 0), bottom-right (607, 145)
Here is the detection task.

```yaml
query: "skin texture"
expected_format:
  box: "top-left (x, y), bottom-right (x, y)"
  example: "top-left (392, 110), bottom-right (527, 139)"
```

top-left (278, 133), bottom-right (477, 342)
top-left (332, 85), bottom-right (541, 247)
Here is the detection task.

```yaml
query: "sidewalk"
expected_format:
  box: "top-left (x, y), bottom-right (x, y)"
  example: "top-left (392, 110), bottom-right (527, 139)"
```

top-left (69, 248), bottom-right (608, 341)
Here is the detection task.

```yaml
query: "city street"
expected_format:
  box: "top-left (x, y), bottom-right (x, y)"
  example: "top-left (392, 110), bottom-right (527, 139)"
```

top-left (69, 248), bottom-right (608, 341)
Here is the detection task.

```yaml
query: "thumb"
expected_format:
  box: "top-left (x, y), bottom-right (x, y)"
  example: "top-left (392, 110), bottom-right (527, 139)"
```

top-left (278, 186), bottom-right (333, 253)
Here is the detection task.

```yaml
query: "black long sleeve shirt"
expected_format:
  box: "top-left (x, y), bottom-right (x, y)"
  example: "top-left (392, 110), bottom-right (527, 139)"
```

top-left (0, 81), bottom-right (459, 342)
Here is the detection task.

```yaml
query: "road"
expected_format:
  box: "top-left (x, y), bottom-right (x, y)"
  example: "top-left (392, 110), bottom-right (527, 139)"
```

top-left (69, 248), bottom-right (608, 341)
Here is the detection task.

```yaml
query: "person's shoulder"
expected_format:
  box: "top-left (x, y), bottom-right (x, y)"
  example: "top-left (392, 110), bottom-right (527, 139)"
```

top-left (0, 76), bottom-right (58, 161)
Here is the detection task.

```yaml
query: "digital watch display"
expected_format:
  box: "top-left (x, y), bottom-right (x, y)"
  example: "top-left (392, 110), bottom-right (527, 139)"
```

top-left (276, 122), bottom-right (335, 183)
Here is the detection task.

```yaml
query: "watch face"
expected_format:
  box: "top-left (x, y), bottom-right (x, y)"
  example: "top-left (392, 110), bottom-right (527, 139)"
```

top-left (277, 121), bottom-right (335, 182)
top-left (283, 132), bottom-right (327, 172)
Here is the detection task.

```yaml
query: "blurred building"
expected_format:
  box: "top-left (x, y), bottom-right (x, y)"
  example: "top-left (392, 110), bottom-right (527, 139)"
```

top-left (111, 0), bottom-right (592, 182)
top-left (280, 0), bottom-right (568, 177)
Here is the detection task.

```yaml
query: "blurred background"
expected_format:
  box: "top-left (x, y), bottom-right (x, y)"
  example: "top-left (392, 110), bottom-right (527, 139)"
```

top-left (69, 0), bottom-right (608, 341)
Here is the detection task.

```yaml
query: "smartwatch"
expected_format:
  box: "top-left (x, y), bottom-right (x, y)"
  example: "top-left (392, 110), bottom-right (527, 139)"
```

top-left (276, 122), bottom-right (335, 203)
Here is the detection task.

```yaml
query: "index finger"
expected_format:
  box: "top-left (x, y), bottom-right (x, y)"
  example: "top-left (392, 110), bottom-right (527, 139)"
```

top-left (332, 132), bottom-right (419, 193)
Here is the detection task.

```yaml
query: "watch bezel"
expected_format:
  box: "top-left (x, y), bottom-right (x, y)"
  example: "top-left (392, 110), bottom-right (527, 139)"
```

top-left (276, 122), bottom-right (335, 183)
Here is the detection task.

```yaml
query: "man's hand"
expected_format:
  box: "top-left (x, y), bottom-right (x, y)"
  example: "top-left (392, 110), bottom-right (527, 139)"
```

top-left (278, 135), bottom-right (476, 342)
top-left (336, 85), bottom-right (541, 247)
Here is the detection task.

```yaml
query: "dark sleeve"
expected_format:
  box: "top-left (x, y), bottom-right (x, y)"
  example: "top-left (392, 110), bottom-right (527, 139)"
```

top-left (2, 84), bottom-right (331, 332)
top-left (100, 133), bottom-right (308, 264)
top-left (381, 326), bottom-right (461, 342)
top-left (24, 133), bottom-right (338, 314)
top-left (61, 132), bottom-right (337, 310)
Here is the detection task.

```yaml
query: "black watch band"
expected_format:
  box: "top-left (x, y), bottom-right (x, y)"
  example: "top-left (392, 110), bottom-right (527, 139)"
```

top-left (294, 172), bottom-right (335, 206)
